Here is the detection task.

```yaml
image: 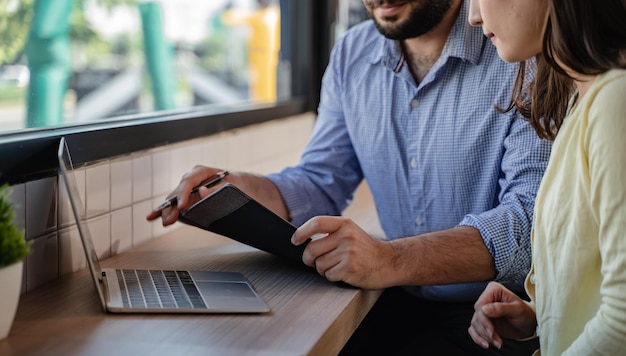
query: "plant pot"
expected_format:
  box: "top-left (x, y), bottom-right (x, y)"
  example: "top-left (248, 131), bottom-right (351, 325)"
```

top-left (0, 260), bottom-right (23, 340)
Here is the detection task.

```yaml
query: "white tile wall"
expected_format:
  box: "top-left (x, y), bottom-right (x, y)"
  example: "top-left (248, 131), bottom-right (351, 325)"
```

top-left (25, 177), bottom-right (57, 240)
top-left (168, 145), bottom-right (191, 188)
top-left (110, 207), bottom-right (133, 255)
top-left (88, 214), bottom-right (111, 260)
top-left (151, 149), bottom-right (172, 197)
top-left (26, 232), bottom-right (58, 291)
top-left (110, 158), bottom-right (132, 210)
top-left (58, 224), bottom-right (86, 276)
top-left (58, 169), bottom-right (86, 229)
top-left (9, 112), bottom-right (315, 295)
top-left (85, 163), bottom-right (110, 218)
top-left (131, 155), bottom-right (152, 204)
top-left (205, 132), bottom-right (230, 169)
top-left (132, 200), bottom-right (153, 246)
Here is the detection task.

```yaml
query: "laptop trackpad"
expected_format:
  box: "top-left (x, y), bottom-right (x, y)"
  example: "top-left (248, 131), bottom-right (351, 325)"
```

top-left (196, 281), bottom-right (258, 298)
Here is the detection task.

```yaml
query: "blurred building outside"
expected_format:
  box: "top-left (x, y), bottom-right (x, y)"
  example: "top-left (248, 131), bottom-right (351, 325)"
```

top-left (0, 0), bottom-right (280, 133)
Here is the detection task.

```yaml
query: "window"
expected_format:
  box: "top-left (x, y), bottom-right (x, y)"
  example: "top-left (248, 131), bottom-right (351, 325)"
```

top-left (0, 1), bottom-right (330, 185)
top-left (1, 0), bottom-right (290, 132)
top-left (334, 0), bottom-right (370, 40)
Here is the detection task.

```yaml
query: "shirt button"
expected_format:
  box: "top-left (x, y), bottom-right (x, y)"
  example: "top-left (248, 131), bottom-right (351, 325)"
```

top-left (410, 158), bottom-right (417, 168)
top-left (411, 99), bottom-right (419, 108)
top-left (529, 274), bottom-right (535, 284)
top-left (415, 216), bottom-right (423, 226)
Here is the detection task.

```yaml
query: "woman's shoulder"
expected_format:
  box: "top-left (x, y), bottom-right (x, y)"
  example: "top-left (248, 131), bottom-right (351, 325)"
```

top-left (586, 69), bottom-right (626, 110)
top-left (594, 69), bottom-right (626, 93)
top-left (584, 69), bottom-right (626, 138)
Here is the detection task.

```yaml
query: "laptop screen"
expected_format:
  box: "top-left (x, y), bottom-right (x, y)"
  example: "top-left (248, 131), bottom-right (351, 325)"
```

top-left (57, 137), bottom-right (108, 310)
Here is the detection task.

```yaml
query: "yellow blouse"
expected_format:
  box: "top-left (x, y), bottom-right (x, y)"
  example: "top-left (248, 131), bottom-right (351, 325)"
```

top-left (526, 69), bottom-right (626, 355)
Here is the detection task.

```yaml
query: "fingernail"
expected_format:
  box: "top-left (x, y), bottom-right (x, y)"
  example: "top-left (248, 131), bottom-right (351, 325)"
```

top-left (311, 233), bottom-right (328, 240)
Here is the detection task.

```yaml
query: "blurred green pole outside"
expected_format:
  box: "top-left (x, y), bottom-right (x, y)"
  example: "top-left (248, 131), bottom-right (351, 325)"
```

top-left (25, 0), bottom-right (73, 128)
top-left (139, 2), bottom-right (175, 111)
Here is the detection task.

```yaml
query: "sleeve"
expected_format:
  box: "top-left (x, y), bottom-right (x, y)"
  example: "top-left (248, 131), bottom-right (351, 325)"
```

top-left (460, 116), bottom-right (552, 294)
top-left (266, 36), bottom-right (363, 226)
top-left (565, 75), bottom-right (626, 355)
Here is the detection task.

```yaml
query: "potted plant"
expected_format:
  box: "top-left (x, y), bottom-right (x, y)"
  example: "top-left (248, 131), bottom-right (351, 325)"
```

top-left (0, 183), bottom-right (30, 340)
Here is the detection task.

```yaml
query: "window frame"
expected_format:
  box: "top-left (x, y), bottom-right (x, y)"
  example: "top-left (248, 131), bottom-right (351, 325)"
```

top-left (0, 1), bottom-right (335, 185)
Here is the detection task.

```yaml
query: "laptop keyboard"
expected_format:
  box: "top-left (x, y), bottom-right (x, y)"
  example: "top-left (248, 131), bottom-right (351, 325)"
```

top-left (116, 269), bottom-right (207, 309)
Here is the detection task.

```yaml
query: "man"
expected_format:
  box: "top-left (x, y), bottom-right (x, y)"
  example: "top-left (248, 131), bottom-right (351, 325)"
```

top-left (148, 0), bottom-right (550, 354)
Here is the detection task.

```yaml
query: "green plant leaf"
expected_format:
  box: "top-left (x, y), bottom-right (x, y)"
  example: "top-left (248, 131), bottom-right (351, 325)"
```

top-left (0, 183), bottom-right (30, 267)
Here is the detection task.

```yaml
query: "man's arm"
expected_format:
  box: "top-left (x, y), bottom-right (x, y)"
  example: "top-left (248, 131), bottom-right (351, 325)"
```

top-left (292, 216), bottom-right (495, 290)
top-left (390, 226), bottom-right (496, 286)
top-left (458, 117), bottom-right (552, 293)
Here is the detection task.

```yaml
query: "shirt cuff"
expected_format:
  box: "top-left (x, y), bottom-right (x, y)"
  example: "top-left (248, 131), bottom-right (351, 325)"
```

top-left (266, 172), bottom-right (313, 226)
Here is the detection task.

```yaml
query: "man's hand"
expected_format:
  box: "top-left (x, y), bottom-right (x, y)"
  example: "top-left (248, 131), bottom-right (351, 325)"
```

top-left (146, 165), bottom-right (226, 226)
top-left (291, 215), bottom-right (394, 289)
top-left (468, 281), bottom-right (537, 349)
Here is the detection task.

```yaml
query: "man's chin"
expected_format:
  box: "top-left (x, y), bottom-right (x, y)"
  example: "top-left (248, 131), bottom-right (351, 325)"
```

top-left (373, 21), bottom-right (406, 40)
top-left (376, 14), bottom-right (401, 25)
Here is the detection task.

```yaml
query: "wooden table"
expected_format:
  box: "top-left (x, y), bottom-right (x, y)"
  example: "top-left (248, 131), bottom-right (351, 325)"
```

top-left (2, 184), bottom-right (384, 356)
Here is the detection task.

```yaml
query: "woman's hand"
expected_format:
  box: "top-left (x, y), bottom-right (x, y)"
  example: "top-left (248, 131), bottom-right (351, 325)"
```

top-left (468, 281), bottom-right (537, 349)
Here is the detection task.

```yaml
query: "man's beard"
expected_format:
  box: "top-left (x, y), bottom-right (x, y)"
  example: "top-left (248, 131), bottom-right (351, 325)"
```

top-left (365, 0), bottom-right (454, 40)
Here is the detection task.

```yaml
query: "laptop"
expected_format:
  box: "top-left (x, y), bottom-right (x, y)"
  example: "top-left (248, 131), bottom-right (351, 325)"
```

top-left (57, 137), bottom-right (270, 314)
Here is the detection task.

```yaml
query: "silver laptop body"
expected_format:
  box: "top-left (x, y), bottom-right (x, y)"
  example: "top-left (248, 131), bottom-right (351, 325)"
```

top-left (57, 137), bottom-right (270, 314)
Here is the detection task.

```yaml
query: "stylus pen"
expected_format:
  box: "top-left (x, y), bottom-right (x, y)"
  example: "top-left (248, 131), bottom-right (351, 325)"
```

top-left (153, 170), bottom-right (229, 212)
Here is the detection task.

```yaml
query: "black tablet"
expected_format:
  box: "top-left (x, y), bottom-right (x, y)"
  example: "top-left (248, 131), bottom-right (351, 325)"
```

top-left (178, 183), bottom-right (307, 263)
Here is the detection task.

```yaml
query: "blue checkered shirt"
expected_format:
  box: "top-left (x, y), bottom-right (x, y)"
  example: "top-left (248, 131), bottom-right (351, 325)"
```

top-left (267, 3), bottom-right (551, 302)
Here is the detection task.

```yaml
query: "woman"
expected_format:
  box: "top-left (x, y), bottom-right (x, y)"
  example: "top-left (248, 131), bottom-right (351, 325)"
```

top-left (467, 0), bottom-right (626, 355)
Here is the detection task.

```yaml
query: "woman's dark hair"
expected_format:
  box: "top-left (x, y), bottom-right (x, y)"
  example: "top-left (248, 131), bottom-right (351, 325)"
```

top-left (505, 0), bottom-right (626, 141)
